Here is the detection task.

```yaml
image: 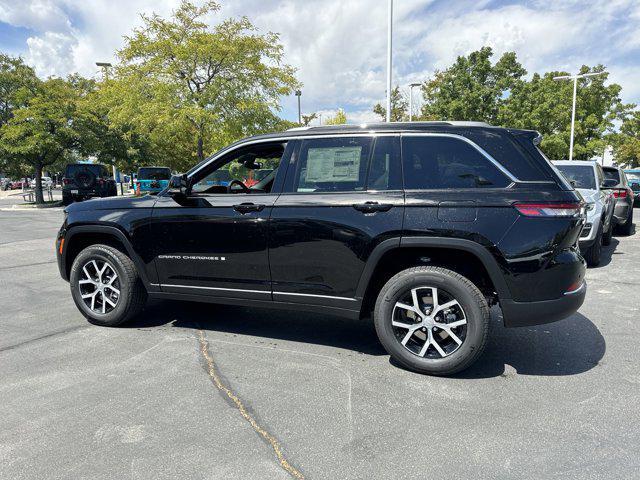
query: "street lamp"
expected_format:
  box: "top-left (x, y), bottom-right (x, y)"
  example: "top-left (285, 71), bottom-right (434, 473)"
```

top-left (408, 82), bottom-right (421, 122)
top-left (385, 0), bottom-right (393, 123)
top-left (553, 71), bottom-right (606, 161)
top-left (295, 90), bottom-right (302, 124)
top-left (95, 62), bottom-right (112, 80)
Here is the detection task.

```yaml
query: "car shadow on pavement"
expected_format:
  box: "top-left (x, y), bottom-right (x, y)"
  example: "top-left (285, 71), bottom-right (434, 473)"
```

top-left (454, 311), bottom-right (605, 379)
top-left (127, 300), bottom-right (387, 356)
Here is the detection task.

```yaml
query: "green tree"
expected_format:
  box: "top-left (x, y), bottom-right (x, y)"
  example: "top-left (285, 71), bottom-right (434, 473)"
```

top-left (0, 77), bottom-right (84, 203)
top-left (373, 86), bottom-right (408, 122)
top-left (324, 108), bottom-right (347, 125)
top-left (500, 65), bottom-right (632, 159)
top-left (420, 47), bottom-right (526, 123)
top-left (610, 111), bottom-right (640, 167)
top-left (301, 113), bottom-right (317, 126)
top-left (102, 0), bottom-right (299, 171)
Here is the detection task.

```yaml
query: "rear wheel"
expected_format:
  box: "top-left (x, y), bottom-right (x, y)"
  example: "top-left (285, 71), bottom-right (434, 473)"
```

top-left (584, 224), bottom-right (603, 267)
top-left (374, 266), bottom-right (489, 376)
top-left (602, 216), bottom-right (613, 246)
top-left (70, 244), bottom-right (147, 326)
top-left (62, 191), bottom-right (72, 206)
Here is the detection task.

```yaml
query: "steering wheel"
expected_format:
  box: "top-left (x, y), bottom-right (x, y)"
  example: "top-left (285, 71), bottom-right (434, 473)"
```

top-left (227, 179), bottom-right (250, 193)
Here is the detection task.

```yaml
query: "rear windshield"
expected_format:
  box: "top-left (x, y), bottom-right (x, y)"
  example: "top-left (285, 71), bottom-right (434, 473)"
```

top-left (603, 168), bottom-right (620, 184)
top-left (555, 164), bottom-right (596, 189)
top-left (65, 164), bottom-right (105, 177)
top-left (138, 168), bottom-right (171, 180)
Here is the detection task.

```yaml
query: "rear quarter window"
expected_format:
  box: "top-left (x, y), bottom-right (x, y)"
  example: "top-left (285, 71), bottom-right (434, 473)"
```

top-left (464, 130), bottom-right (552, 182)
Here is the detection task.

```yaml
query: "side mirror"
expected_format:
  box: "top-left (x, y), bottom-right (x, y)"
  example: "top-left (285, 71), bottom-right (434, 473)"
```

top-left (602, 178), bottom-right (617, 189)
top-left (168, 174), bottom-right (190, 195)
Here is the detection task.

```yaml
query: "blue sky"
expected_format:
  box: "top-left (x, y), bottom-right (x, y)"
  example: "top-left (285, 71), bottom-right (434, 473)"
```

top-left (0, 0), bottom-right (638, 124)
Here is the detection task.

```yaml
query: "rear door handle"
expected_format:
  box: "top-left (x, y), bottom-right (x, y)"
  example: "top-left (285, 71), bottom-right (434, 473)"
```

top-left (233, 202), bottom-right (265, 214)
top-left (352, 201), bottom-right (393, 213)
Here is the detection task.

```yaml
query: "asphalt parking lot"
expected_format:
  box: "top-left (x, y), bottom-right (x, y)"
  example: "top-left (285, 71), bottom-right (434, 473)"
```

top-left (1, 203), bottom-right (639, 480)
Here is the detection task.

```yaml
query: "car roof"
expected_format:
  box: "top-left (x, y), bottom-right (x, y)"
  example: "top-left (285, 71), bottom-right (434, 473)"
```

top-left (552, 160), bottom-right (599, 166)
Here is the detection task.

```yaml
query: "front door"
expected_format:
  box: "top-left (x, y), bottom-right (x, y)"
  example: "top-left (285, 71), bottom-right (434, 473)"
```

top-left (151, 140), bottom-right (292, 300)
top-left (269, 135), bottom-right (404, 310)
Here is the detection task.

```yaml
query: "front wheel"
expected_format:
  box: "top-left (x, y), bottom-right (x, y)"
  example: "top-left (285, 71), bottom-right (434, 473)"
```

top-left (374, 266), bottom-right (489, 376)
top-left (70, 244), bottom-right (147, 326)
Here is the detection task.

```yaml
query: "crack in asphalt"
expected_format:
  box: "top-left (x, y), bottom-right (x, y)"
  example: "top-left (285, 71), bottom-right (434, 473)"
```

top-left (197, 329), bottom-right (304, 479)
top-left (0, 260), bottom-right (57, 271)
top-left (0, 325), bottom-right (88, 353)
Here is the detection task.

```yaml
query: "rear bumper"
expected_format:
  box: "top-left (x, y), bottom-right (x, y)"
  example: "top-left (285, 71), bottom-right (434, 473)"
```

top-left (613, 201), bottom-right (632, 224)
top-left (501, 281), bottom-right (586, 327)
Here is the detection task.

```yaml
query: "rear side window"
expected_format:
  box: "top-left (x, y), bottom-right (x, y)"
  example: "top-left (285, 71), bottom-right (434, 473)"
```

top-left (294, 137), bottom-right (372, 192)
top-left (402, 136), bottom-right (510, 190)
top-left (465, 130), bottom-right (552, 181)
top-left (554, 165), bottom-right (596, 189)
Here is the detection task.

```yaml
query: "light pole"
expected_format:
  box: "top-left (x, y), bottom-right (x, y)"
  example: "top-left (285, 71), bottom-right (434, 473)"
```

top-left (295, 90), bottom-right (302, 124)
top-left (385, 0), bottom-right (393, 123)
top-left (553, 71), bottom-right (606, 160)
top-left (95, 61), bottom-right (112, 80)
top-left (408, 82), bottom-right (421, 122)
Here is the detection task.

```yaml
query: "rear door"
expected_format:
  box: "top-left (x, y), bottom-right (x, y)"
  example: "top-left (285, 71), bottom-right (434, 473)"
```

top-left (269, 134), bottom-right (403, 310)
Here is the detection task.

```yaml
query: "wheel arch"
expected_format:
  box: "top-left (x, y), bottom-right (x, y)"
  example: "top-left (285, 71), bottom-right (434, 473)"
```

top-left (356, 237), bottom-right (511, 318)
top-left (62, 225), bottom-right (153, 289)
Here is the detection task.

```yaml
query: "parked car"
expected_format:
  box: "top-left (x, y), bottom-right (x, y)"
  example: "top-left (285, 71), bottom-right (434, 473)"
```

top-left (554, 161), bottom-right (615, 266)
top-left (10, 180), bottom-right (27, 190)
top-left (57, 122), bottom-right (587, 376)
top-left (602, 166), bottom-right (634, 235)
top-left (134, 167), bottom-right (172, 194)
top-left (62, 163), bottom-right (117, 206)
top-left (31, 176), bottom-right (53, 189)
top-left (0, 177), bottom-right (10, 190)
top-left (625, 169), bottom-right (640, 206)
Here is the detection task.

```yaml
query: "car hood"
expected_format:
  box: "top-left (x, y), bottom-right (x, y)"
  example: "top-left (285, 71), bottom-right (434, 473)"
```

top-left (65, 195), bottom-right (158, 212)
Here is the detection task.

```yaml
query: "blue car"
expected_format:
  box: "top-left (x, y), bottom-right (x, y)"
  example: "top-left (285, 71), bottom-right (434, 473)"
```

top-left (624, 169), bottom-right (640, 206)
top-left (135, 167), bottom-right (172, 193)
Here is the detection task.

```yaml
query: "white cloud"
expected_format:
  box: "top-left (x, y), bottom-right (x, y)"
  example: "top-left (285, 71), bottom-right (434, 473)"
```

top-left (0, 0), bottom-right (638, 121)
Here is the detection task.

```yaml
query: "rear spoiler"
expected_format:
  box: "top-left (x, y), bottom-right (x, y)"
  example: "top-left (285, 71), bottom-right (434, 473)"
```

top-left (507, 128), bottom-right (543, 146)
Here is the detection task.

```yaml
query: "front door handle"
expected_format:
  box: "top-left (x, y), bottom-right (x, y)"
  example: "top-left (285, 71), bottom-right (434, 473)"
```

top-left (352, 201), bottom-right (393, 213)
top-left (233, 202), bottom-right (265, 214)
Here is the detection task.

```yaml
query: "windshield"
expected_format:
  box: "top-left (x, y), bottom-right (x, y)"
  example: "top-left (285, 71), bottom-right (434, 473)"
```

top-left (138, 168), bottom-right (171, 180)
top-left (555, 164), bottom-right (596, 189)
top-left (626, 171), bottom-right (640, 181)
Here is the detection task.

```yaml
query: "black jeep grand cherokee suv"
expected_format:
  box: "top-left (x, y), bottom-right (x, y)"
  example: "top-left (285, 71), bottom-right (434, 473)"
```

top-left (56, 122), bottom-right (586, 375)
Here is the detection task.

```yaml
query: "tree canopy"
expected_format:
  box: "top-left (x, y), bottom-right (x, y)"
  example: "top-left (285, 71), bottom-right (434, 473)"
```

top-left (373, 86), bottom-right (408, 122)
top-left (324, 108), bottom-right (347, 125)
top-left (100, 0), bottom-right (299, 171)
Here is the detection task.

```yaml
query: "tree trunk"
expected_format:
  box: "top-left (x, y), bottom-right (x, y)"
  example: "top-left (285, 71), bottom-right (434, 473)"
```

top-left (34, 164), bottom-right (44, 204)
top-left (197, 135), bottom-right (204, 163)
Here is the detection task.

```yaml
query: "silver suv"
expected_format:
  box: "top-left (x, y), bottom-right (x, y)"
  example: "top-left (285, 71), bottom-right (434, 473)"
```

top-left (554, 161), bottom-right (615, 266)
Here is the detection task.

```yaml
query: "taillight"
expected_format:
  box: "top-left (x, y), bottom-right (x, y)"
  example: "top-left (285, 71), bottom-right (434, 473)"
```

top-left (63, 178), bottom-right (70, 185)
top-left (97, 178), bottom-right (104, 185)
top-left (613, 189), bottom-right (627, 198)
top-left (514, 202), bottom-right (583, 217)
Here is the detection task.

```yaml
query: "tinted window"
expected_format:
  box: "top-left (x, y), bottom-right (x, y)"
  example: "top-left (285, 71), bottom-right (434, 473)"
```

top-left (138, 168), bottom-right (171, 180)
top-left (466, 130), bottom-right (551, 181)
top-left (65, 164), bottom-right (103, 177)
top-left (367, 136), bottom-right (401, 190)
top-left (402, 136), bottom-right (510, 189)
top-left (294, 137), bottom-right (372, 192)
top-left (603, 168), bottom-right (620, 184)
top-left (555, 165), bottom-right (596, 189)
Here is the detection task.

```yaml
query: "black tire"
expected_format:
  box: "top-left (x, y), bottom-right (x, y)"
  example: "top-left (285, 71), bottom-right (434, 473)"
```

top-left (70, 244), bottom-right (147, 326)
top-left (74, 169), bottom-right (96, 189)
top-left (374, 266), bottom-right (489, 376)
top-left (62, 191), bottom-right (73, 206)
top-left (616, 207), bottom-right (634, 236)
top-left (602, 215), bottom-right (613, 246)
top-left (584, 224), bottom-right (603, 267)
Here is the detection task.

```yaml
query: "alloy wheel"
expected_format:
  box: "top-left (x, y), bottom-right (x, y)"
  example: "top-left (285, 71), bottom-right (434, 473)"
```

top-left (78, 259), bottom-right (120, 314)
top-left (391, 286), bottom-right (467, 359)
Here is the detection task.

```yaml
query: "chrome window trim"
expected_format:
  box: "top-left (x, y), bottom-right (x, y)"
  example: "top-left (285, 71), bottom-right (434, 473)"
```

top-left (161, 284), bottom-right (271, 295)
top-left (400, 132), bottom-right (519, 183)
top-left (273, 291), bottom-right (358, 302)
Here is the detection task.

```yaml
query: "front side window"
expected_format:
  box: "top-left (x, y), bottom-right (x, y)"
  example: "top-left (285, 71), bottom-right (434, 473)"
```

top-left (555, 165), bottom-right (596, 190)
top-left (402, 136), bottom-right (510, 190)
top-left (191, 142), bottom-right (286, 194)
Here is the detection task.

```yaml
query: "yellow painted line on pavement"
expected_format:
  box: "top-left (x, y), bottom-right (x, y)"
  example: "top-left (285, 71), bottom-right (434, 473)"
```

top-left (197, 330), bottom-right (304, 479)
